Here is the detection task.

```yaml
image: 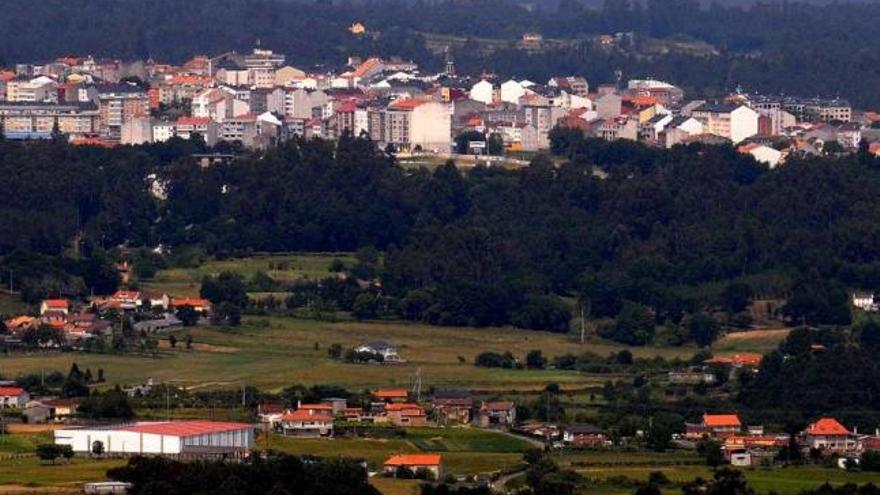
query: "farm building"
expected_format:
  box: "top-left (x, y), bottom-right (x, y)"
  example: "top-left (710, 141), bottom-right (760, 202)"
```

top-left (54, 421), bottom-right (254, 457)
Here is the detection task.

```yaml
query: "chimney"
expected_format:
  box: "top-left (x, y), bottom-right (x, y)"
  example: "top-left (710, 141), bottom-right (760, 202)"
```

top-left (297, 400), bottom-right (302, 409)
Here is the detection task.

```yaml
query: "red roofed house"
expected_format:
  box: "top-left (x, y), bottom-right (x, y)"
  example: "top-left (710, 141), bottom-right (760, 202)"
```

top-left (870, 142), bottom-right (880, 157)
top-left (373, 389), bottom-right (409, 404)
top-left (804, 418), bottom-right (857, 454)
top-left (111, 290), bottom-right (142, 310)
top-left (280, 409), bottom-right (334, 438)
top-left (384, 454), bottom-right (442, 479)
top-left (385, 403), bottom-right (427, 426)
top-left (687, 414), bottom-right (742, 439)
top-left (55, 421), bottom-right (254, 455)
top-left (0, 387), bottom-right (30, 408)
top-left (176, 116), bottom-right (218, 146)
top-left (171, 298), bottom-right (211, 314)
top-left (40, 299), bottom-right (70, 316)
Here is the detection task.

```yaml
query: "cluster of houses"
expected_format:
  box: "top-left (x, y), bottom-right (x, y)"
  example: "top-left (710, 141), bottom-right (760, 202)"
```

top-left (2, 290), bottom-right (211, 347)
top-left (257, 388), bottom-right (517, 439)
top-left (668, 353), bottom-right (763, 385)
top-left (0, 383), bottom-right (80, 423)
top-left (2, 46), bottom-right (880, 163)
top-left (686, 414), bottom-right (880, 467)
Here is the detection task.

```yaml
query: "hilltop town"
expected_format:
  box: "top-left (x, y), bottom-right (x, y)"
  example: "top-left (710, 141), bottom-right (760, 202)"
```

top-left (1, 45), bottom-right (879, 164)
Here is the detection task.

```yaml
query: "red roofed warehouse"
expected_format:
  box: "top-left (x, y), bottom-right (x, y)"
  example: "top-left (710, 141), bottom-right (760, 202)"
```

top-left (384, 454), bottom-right (442, 479)
top-left (54, 421), bottom-right (253, 456)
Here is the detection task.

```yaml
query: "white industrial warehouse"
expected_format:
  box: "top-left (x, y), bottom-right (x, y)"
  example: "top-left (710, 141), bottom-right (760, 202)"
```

top-left (54, 421), bottom-right (254, 456)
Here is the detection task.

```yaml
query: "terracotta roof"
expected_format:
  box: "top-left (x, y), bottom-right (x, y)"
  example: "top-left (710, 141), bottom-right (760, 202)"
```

top-left (384, 454), bottom-right (442, 467)
top-left (177, 116), bottom-right (213, 127)
top-left (298, 403), bottom-right (333, 411)
top-left (42, 299), bottom-right (70, 309)
top-left (0, 387), bottom-right (26, 397)
top-left (171, 298), bottom-right (210, 308)
top-left (282, 410), bottom-right (333, 422)
top-left (482, 401), bottom-right (515, 411)
top-left (389, 98), bottom-right (430, 110)
top-left (385, 403), bottom-right (424, 414)
top-left (807, 418), bottom-right (849, 436)
top-left (120, 421), bottom-right (252, 436)
top-left (374, 389), bottom-right (408, 399)
top-left (702, 414), bottom-right (742, 428)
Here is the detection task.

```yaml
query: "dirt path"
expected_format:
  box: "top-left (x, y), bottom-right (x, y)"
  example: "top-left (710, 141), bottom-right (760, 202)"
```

top-left (721, 328), bottom-right (790, 341)
top-left (157, 341), bottom-right (239, 353)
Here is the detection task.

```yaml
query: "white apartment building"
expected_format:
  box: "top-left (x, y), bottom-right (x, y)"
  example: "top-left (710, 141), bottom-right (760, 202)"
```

top-left (690, 103), bottom-right (758, 143)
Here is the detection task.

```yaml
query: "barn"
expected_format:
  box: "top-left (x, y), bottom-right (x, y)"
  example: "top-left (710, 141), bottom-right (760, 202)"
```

top-left (54, 421), bottom-right (254, 457)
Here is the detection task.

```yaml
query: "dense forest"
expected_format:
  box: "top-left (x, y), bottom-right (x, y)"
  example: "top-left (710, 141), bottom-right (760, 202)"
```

top-left (3, 133), bottom-right (880, 334)
top-left (2, 0), bottom-right (880, 107)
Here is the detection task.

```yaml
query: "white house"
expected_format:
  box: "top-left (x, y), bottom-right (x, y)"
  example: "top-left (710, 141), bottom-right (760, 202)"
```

top-left (355, 341), bottom-right (400, 362)
top-left (740, 144), bottom-right (783, 168)
top-left (853, 292), bottom-right (877, 312)
top-left (0, 387), bottom-right (30, 408)
top-left (55, 421), bottom-right (254, 455)
top-left (500, 80), bottom-right (527, 104)
top-left (279, 409), bottom-right (334, 438)
top-left (469, 80), bottom-right (494, 105)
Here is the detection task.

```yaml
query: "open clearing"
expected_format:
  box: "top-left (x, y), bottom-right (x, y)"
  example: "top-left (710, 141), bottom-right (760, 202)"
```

top-left (140, 252), bottom-right (354, 297)
top-left (0, 314), bottom-right (788, 392)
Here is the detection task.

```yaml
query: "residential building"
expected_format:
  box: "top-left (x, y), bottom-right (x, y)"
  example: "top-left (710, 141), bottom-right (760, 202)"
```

top-left (803, 418), bottom-right (857, 454)
top-left (0, 387), bottom-right (30, 408)
top-left (356, 342), bottom-right (401, 362)
top-left (384, 454), bottom-right (442, 479)
top-left (686, 414), bottom-right (742, 439)
top-left (40, 299), bottom-right (70, 316)
top-left (6, 76), bottom-right (58, 103)
top-left (96, 83), bottom-right (150, 138)
top-left (385, 403), bottom-right (428, 426)
top-left (383, 99), bottom-right (452, 152)
top-left (0, 102), bottom-right (100, 139)
top-left (280, 409), bottom-right (334, 438)
top-left (469, 80), bottom-right (494, 105)
top-left (431, 390), bottom-right (473, 425)
top-left (563, 424), bottom-right (609, 448)
top-left (475, 401), bottom-right (516, 428)
top-left (691, 103), bottom-right (758, 143)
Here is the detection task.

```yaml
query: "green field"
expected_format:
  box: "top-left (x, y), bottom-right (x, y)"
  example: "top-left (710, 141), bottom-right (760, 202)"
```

top-left (267, 426), bottom-right (528, 476)
top-left (140, 252), bottom-right (355, 297)
top-left (0, 456), bottom-right (125, 488)
top-left (0, 313), bottom-right (787, 393)
top-left (574, 463), bottom-right (880, 494)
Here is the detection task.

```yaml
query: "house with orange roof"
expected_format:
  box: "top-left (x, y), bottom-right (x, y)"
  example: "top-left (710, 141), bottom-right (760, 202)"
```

top-left (40, 299), bottom-right (70, 316)
top-left (385, 403), bottom-right (427, 426)
top-left (171, 298), bottom-right (211, 313)
top-left (280, 409), bottom-right (334, 438)
top-left (803, 418), bottom-right (857, 454)
top-left (870, 142), bottom-right (880, 157)
top-left (384, 453), bottom-right (442, 479)
top-left (4, 315), bottom-right (37, 332)
top-left (0, 387), bottom-right (29, 408)
top-left (687, 413), bottom-right (742, 439)
top-left (373, 389), bottom-right (409, 403)
top-left (110, 290), bottom-right (142, 310)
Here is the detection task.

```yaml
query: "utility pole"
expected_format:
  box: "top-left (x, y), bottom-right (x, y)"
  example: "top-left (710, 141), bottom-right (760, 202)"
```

top-left (241, 381), bottom-right (246, 407)
top-left (580, 303), bottom-right (586, 345)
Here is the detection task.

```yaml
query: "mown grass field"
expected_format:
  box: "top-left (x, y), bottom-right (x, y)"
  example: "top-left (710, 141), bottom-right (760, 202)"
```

top-left (574, 463), bottom-right (880, 494)
top-left (140, 252), bottom-right (355, 297)
top-left (0, 314), bottom-right (787, 393)
top-left (266, 426), bottom-right (529, 476)
top-left (0, 456), bottom-right (124, 488)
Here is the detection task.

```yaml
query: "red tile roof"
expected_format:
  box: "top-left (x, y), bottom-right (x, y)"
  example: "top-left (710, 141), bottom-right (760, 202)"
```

top-left (42, 299), bottom-right (70, 309)
top-left (171, 298), bottom-right (210, 308)
top-left (384, 454), bottom-right (441, 467)
top-left (807, 418), bottom-right (849, 436)
top-left (0, 387), bottom-right (26, 397)
top-left (374, 389), bottom-right (408, 399)
top-left (177, 117), bottom-right (212, 127)
top-left (703, 414), bottom-right (742, 428)
top-left (389, 98), bottom-right (430, 110)
top-left (282, 410), bottom-right (333, 422)
top-left (120, 421), bottom-right (252, 437)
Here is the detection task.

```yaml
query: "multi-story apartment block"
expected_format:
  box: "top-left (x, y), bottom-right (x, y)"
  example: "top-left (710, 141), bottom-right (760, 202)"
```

top-left (383, 99), bottom-right (451, 152)
top-left (96, 83), bottom-right (150, 138)
top-left (6, 76), bottom-right (58, 103)
top-left (690, 103), bottom-right (758, 143)
top-left (0, 101), bottom-right (100, 138)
